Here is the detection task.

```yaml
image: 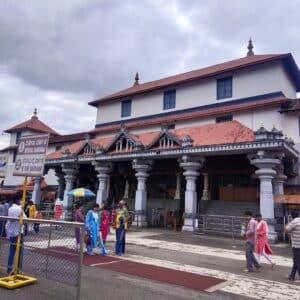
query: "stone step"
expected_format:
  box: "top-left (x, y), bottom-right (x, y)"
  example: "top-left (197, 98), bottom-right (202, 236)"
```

top-left (204, 200), bottom-right (259, 216)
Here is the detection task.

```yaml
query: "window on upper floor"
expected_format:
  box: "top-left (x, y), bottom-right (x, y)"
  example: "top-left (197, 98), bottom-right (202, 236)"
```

top-left (15, 131), bottom-right (22, 144)
top-left (216, 115), bottom-right (233, 123)
top-left (163, 90), bottom-right (176, 110)
top-left (121, 100), bottom-right (132, 118)
top-left (217, 76), bottom-right (232, 100)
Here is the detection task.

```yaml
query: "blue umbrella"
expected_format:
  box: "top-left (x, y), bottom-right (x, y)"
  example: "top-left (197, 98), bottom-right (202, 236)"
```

top-left (67, 188), bottom-right (95, 198)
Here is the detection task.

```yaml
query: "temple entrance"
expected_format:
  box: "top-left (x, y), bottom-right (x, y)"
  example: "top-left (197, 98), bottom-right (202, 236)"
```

top-left (204, 155), bottom-right (258, 203)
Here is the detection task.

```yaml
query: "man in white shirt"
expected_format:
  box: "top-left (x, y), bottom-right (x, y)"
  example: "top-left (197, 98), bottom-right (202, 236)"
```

top-left (5, 199), bottom-right (26, 274)
top-left (286, 210), bottom-right (300, 281)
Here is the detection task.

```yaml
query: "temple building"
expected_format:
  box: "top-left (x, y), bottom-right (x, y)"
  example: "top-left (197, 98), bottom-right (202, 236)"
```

top-left (1, 41), bottom-right (300, 239)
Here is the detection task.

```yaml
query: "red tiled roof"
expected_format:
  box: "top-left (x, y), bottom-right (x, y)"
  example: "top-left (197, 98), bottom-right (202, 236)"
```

top-left (47, 140), bottom-right (85, 160)
top-left (91, 136), bottom-right (114, 149)
top-left (169, 121), bottom-right (254, 146)
top-left (5, 115), bottom-right (60, 135)
top-left (90, 95), bottom-right (287, 135)
top-left (89, 54), bottom-right (293, 106)
top-left (49, 132), bottom-right (92, 144)
top-left (46, 121), bottom-right (254, 160)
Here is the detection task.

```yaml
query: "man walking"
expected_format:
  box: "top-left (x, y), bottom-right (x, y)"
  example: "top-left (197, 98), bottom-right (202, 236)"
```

top-left (286, 210), bottom-right (300, 281)
top-left (5, 198), bottom-right (26, 274)
top-left (242, 211), bottom-right (261, 272)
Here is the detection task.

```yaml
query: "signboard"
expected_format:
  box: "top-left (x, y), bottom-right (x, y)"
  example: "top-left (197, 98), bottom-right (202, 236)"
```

top-left (13, 134), bottom-right (49, 177)
top-left (0, 153), bottom-right (8, 177)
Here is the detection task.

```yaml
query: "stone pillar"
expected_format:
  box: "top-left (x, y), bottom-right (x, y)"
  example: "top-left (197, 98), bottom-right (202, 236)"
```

top-left (248, 151), bottom-right (282, 242)
top-left (94, 162), bottom-right (111, 207)
top-left (174, 173), bottom-right (181, 200)
top-left (180, 155), bottom-right (205, 232)
top-left (55, 169), bottom-right (65, 200)
top-left (62, 163), bottom-right (78, 220)
top-left (123, 178), bottom-right (130, 200)
top-left (132, 159), bottom-right (152, 227)
top-left (31, 176), bottom-right (42, 207)
top-left (273, 165), bottom-right (286, 196)
top-left (200, 173), bottom-right (209, 212)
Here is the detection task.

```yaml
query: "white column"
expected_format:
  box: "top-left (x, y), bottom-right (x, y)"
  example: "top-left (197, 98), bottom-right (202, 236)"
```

top-left (201, 173), bottom-right (209, 201)
top-left (249, 152), bottom-right (282, 242)
top-left (31, 176), bottom-right (42, 206)
top-left (174, 173), bottom-right (181, 200)
top-left (132, 159), bottom-right (152, 227)
top-left (94, 162), bottom-right (111, 207)
top-left (62, 163), bottom-right (78, 220)
top-left (180, 156), bottom-right (205, 232)
top-left (273, 165), bottom-right (286, 196)
top-left (55, 169), bottom-right (65, 200)
top-left (123, 178), bottom-right (130, 200)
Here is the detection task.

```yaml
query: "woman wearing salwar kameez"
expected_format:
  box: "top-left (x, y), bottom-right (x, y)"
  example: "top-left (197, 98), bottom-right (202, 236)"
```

top-left (100, 204), bottom-right (110, 246)
top-left (255, 214), bottom-right (275, 267)
top-left (85, 204), bottom-right (100, 255)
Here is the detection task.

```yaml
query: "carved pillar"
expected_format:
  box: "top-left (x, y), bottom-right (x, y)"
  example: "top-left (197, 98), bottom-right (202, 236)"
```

top-left (273, 165), bottom-right (287, 196)
top-left (94, 161), bottom-right (112, 207)
top-left (55, 169), bottom-right (65, 200)
top-left (132, 159), bottom-right (152, 227)
top-left (31, 176), bottom-right (42, 207)
top-left (201, 173), bottom-right (209, 200)
top-left (123, 178), bottom-right (130, 200)
top-left (248, 151), bottom-right (282, 242)
top-left (174, 173), bottom-right (181, 200)
top-left (200, 173), bottom-right (209, 212)
top-left (62, 163), bottom-right (78, 220)
top-left (180, 155), bottom-right (205, 232)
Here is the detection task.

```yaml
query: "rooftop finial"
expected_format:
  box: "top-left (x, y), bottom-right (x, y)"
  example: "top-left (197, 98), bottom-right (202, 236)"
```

top-left (33, 108), bottom-right (38, 118)
top-left (247, 38), bottom-right (254, 56)
top-left (134, 72), bottom-right (139, 85)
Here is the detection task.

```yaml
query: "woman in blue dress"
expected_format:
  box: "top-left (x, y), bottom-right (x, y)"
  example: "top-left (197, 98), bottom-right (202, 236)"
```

top-left (85, 203), bottom-right (100, 255)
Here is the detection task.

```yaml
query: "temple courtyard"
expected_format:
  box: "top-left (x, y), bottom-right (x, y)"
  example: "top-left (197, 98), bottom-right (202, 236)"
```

top-left (1, 229), bottom-right (299, 300)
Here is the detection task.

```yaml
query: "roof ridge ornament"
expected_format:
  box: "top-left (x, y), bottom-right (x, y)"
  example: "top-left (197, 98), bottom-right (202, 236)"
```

top-left (32, 108), bottom-right (38, 119)
top-left (134, 72), bottom-right (139, 85)
top-left (120, 123), bottom-right (127, 132)
top-left (61, 148), bottom-right (71, 157)
top-left (247, 38), bottom-right (254, 56)
top-left (182, 135), bottom-right (193, 148)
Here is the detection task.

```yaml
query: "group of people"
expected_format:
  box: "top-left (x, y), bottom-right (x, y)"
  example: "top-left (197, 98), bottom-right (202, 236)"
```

top-left (1, 198), bottom-right (43, 274)
top-left (243, 210), bottom-right (300, 281)
top-left (75, 200), bottom-right (128, 256)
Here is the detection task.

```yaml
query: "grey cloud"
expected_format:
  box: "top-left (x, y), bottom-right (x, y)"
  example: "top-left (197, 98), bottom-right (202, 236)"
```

top-left (1, 0), bottom-right (300, 149)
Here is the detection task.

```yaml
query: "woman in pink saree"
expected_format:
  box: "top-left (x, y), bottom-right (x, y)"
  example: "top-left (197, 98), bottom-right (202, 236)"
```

top-left (100, 203), bottom-right (110, 246)
top-left (255, 214), bottom-right (275, 267)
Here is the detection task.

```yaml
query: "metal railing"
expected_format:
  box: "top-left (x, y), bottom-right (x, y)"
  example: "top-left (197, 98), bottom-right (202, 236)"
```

top-left (194, 214), bottom-right (248, 238)
top-left (0, 216), bottom-right (84, 300)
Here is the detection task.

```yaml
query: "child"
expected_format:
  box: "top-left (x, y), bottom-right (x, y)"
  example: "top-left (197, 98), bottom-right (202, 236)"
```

top-left (115, 215), bottom-right (125, 256)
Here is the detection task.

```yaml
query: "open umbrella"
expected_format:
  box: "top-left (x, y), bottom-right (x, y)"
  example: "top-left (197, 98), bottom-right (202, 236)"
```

top-left (67, 188), bottom-right (95, 198)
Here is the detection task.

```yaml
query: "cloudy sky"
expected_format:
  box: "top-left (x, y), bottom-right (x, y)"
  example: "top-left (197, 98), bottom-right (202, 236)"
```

top-left (0, 0), bottom-right (300, 148)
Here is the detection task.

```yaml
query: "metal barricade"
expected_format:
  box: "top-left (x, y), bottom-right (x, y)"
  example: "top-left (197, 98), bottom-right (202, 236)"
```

top-left (194, 214), bottom-right (247, 238)
top-left (0, 216), bottom-right (84, 300)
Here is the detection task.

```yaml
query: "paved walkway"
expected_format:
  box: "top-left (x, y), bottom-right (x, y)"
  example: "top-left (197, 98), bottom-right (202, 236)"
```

top-left (1, 228), bottom-right (299, 300)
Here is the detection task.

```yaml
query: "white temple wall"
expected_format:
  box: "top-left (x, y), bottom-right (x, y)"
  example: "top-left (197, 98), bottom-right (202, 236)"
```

top-left (95, 61), bottom-right (297, 125)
